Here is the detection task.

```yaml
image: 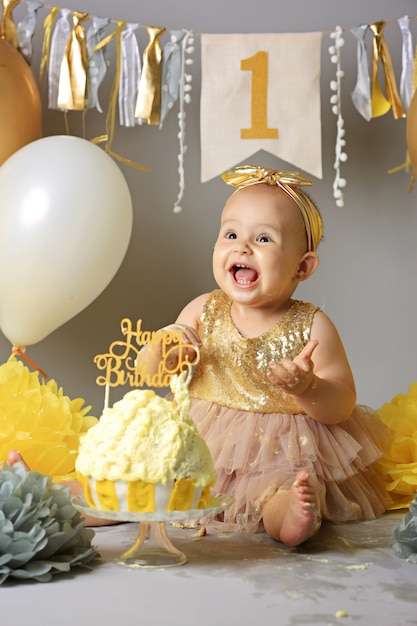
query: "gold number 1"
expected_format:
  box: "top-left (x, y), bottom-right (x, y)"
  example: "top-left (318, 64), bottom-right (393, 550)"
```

top-left (240, 51), bottom-right (278, 139)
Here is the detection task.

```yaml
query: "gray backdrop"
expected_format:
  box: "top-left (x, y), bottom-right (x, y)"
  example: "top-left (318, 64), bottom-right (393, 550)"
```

top-left (1, 0), bottom-right (416, 416)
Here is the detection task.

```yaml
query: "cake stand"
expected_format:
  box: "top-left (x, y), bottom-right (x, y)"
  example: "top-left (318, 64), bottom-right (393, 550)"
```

top-left (73, 494), bottom-right (233, 569)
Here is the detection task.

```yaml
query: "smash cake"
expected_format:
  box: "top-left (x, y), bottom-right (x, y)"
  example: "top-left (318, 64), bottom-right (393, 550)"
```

top-left (75, 372), bottom-right (217, 514)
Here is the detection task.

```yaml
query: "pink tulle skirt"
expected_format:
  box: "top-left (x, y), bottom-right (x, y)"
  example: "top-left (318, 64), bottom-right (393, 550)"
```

top-left (189, 399), bottom-right (391, 533)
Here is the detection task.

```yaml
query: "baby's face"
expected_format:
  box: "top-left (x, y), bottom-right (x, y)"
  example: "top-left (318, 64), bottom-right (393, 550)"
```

top-left (212, 184), bottom-right (310, 310)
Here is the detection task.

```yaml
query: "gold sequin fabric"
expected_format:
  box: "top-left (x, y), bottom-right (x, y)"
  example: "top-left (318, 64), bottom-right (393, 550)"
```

top-left (189, 290), bottom-right (319, 413)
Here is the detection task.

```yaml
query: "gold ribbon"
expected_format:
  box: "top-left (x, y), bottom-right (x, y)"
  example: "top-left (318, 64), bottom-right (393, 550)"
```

top-left (90, 22), bottom-right (152, 173)
top-left (387, 44), bottom-right (417, 190)
top-left (0, 0), bottom-right (19, 47)
top-left (135, 26), bottom-right (166, 125)
top-left (370, 21), bottom-right (405, 119)
top-left (38, 7), bottom-right (60, 89)
top-left (57, 11), bottom-right (90, 110)
top-left (221, 165), bottom-right (323, 252)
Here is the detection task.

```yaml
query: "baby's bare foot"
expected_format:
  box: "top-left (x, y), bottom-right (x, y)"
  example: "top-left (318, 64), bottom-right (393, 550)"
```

top-left (279, 470), bottom-right (321, 546)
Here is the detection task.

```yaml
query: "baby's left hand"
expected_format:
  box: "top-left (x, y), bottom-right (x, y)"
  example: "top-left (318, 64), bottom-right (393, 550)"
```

top-left (268, 340), bottom-right (318, 396)
top-left (3, 449), bottom-right (30, 470)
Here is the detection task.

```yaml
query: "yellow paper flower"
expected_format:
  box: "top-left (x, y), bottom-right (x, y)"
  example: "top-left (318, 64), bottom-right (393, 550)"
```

top-left (377, 382), bottom-right (417, 509)
top-left (0, 356), bottom-right (98, 481)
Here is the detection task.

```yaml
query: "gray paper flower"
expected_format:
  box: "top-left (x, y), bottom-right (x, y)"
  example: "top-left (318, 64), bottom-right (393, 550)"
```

top-left (0, 463), bottom-right (98, 583)
top-left (392, 493), bottom-right (417, 564)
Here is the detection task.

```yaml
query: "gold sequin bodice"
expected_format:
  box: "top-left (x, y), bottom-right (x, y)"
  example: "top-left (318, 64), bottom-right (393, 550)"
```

top-left (189, 290), bottom-right (319, 413)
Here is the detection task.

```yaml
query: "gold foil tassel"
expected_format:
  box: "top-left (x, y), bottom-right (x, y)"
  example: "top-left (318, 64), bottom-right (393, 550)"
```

top-left (57, 11), bottom-right (90, 110)
top-left (135, 26), bottom-right (166, 125)
top-left (370, 21), bottom-right (405, 119)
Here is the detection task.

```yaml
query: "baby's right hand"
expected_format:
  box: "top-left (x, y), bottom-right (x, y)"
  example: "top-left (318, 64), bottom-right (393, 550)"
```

top-left (163, 323), bottom-right (201, 347)
top-left (162, 323), bottom-right (201, 364)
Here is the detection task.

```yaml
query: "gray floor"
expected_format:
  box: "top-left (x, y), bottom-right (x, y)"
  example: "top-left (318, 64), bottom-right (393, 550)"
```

top-left (3, 511), bottom-right (417, 626)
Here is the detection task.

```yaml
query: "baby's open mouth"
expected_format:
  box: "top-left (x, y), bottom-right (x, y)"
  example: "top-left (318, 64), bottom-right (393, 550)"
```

top-left (232, 264), bottom-right (259, 285)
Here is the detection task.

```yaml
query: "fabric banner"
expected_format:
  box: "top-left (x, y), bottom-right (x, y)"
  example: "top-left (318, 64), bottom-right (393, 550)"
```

top-left (200, 32), bottom-right (323, 183)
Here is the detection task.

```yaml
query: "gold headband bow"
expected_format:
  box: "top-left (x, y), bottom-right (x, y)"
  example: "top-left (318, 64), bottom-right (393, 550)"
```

top-left (221, 165), bottom-right (323, 252)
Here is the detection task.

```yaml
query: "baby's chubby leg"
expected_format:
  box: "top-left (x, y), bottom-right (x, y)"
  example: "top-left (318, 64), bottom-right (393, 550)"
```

top-left (263, 470), bottom-right (322, 546)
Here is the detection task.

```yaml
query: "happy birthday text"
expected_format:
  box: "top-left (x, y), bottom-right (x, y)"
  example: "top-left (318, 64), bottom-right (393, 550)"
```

top-left (94, 318), bottom-right (199, 388)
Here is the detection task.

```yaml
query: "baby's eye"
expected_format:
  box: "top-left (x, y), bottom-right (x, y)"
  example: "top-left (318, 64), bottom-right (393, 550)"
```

top-left (257, 235), bottom-right (272, 243)
top-left (225, 231), bottom-right (237, 239)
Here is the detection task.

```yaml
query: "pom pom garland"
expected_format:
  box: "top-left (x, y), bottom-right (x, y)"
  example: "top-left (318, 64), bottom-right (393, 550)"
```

top-left (329, 26), bottom-right (348, 207)
top-left (173, 31), bottom-right (194, 214)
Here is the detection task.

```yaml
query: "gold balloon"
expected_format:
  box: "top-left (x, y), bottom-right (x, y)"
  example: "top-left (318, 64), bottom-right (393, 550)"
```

top-left (406, 89), bottom-right (417, 174)
top-left (0, 38), bottom-right (42, 166)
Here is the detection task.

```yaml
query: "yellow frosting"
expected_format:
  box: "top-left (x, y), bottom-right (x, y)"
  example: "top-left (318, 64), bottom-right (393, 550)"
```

top-left (76, 372), bottom-right (216, 491)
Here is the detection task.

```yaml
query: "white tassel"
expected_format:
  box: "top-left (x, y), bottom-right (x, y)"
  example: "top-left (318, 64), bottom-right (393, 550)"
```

top-left (119, 23), bottom-right (142, 127)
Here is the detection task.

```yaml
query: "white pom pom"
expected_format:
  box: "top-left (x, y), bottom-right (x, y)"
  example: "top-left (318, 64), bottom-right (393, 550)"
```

top-left (332, 105), bottom-right (339, 115)
top-left (340, 152), bottom-right (348, 162)
top-left (336, 198), bottom-right (344, 207)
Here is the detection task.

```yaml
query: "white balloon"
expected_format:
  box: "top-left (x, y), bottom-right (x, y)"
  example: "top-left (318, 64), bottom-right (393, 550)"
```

top-left (0, 135), bottom-right (133, 347)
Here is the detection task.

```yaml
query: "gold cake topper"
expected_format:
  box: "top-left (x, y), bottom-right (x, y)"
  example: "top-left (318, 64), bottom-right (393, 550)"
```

top-left (94, 318), bottom-right (200, 392)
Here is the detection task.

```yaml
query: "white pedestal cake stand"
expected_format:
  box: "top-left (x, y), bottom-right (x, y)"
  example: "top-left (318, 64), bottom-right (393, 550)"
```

top-left (73, 494), bottom-right (233, 568)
